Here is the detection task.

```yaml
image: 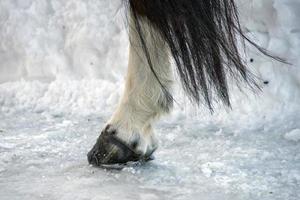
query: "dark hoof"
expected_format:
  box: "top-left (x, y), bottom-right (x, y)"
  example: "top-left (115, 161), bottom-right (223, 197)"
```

top-left (87, 125), bottom-right (155, 166)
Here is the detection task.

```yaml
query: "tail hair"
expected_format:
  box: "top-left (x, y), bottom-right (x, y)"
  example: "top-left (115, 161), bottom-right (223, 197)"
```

top-left (124, 0), bottom-right (286, 111)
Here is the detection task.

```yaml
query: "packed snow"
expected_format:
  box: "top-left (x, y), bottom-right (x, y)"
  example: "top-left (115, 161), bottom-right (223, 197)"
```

top-left (0, 0), bottom-right (300, 200)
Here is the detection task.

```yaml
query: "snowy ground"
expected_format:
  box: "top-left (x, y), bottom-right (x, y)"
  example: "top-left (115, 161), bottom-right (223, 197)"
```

top-left (0, 93), bottom-right (299, 200)
top-left (1, 0), bottom-right (300, 200)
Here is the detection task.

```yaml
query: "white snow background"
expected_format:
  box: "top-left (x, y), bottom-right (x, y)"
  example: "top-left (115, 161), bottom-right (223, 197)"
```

top-left (0, 0), bottom-right (300, 199)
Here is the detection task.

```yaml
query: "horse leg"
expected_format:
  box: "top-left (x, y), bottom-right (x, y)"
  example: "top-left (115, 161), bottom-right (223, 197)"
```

top-left (88, 16), bottom-right (173, 165)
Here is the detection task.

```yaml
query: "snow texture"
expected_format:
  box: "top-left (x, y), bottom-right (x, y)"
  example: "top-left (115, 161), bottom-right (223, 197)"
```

top-left (284, 129), bottom-right (300, 142)
top-left (0, 0), bottom-right (300, 200)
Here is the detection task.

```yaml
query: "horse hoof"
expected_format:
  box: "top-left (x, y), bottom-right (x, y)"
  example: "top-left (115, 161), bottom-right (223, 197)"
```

top-left (87, 125), bottom-right (157, 166)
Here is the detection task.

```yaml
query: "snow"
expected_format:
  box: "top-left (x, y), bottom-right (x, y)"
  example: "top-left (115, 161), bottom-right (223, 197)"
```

top-left (284, 129), bottom-right (300, 142)
top-left (0, 0), bottom-right (300, 200)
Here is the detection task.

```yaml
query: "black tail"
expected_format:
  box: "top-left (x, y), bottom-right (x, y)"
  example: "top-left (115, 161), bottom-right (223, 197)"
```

top-left (124, 0), bottom-right (285, 111)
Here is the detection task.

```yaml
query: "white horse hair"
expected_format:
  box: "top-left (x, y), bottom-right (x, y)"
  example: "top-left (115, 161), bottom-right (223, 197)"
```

top-left (108, 15), bottom-right (172, 156)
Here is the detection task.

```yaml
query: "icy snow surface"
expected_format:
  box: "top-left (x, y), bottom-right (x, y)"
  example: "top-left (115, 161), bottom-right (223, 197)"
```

top-left (0, 0), bottom-right (300, 200)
